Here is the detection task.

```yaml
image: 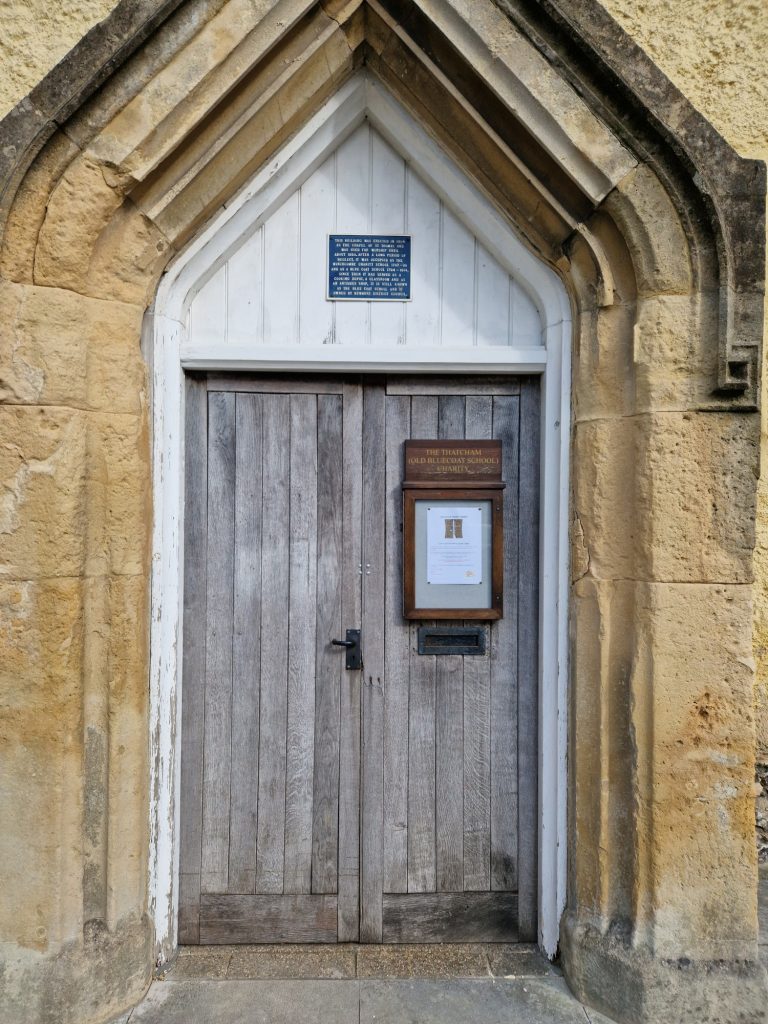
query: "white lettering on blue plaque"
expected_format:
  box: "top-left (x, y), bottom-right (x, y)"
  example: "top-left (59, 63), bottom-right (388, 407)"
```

top-left (327, 234), bottom-right (411, 301)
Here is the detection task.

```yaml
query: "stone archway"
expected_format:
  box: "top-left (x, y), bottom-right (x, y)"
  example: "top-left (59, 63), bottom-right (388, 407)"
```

top-left (0, 2), bottom-right (765, 1023)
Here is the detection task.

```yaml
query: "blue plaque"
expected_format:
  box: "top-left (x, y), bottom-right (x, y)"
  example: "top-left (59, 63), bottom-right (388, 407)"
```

top-left (328, 234), bottom-right (411, 300)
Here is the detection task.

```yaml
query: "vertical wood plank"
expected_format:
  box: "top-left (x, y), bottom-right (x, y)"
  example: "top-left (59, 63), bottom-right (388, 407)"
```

top-left (435, 395), bottom-right (466, 893)
top-left (463, 394), bottom-right (493, 892)
top-left (227, 230), bottom-right (263, 346)
top-left (201, 391), bottom-right (236, 894)
top-left (517, 380), bottom-right (540, 939)
top-left (312, 395), bottom-right (344, 894)
top-left (254, 394), bottom-right (291, 894)
top-left (179, 377), bottom-right (208, 940)
top-left (190, 267), bottom-right (226, 346)
top-left (488, 396), bottom-right (520, 893)
top-left (361, 384), bottom-right (387, 939)
top-left (369, 132), bottom-right (406, 346)
top-left (338, 383), bottom-right (363, 940)
top-left (511, 282), bottom-right (543, 347)
top-left (440, 209), bottom-right (476, 348)
top-left (476, 247), bottom-right (511, 347)
top-left (334, 126), bottom-right (371, 346)
top-left (404, 172), bottom-right (441, 347)
top-left (383, 395), bottom-right (410, 893)
top-left (263, 193), bottom-right (300, 346)
top-left (407, 396), bottom-right (439, 893)
top-left (228, 394), bottom-right (263, 894)
top-left (283, 395), bottom-right (318, 893)
top-left (299, 158), bottom-right (336, 347)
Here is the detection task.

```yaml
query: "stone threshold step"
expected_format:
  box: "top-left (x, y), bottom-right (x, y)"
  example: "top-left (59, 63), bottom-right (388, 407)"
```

top-left (168, 942), bottom-right (555, 981)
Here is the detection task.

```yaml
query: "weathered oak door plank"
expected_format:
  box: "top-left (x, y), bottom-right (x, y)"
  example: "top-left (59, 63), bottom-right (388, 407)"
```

top-left (284, 395), bottom-right (319, 894)
top-left (338, 383), bottom-right (363, 940)
top-left (312, 394), bottom-right (344, 893)
top-left (228, 394), bottom-right (263, 894)
top-left (200, 895), bottom-right (338, 943)
top-left (201, 391), bottom-right (236, 894)
top-left (435, 395), bottom-right (466, 893)
top-left (383, 395), bottom-right (411, 894)
top-left (407, 396), bottom-right (439, 893)
top-left (361, 385), bottom-right (387, 941)
top-left (254, 394), bottom-right (291, 894)
top-left (179, 377), bottom-right (208, 941)
top-left (489, 396), bottom-right (520, 893)
top-left (382, 892), bottom-right (518, 943)
top-left (517, 381), bottom-right (540, 940)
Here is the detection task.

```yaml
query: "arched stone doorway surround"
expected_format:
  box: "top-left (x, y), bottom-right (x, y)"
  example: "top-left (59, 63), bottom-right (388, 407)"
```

top-left (0, 2), bottom-right (765, 1023)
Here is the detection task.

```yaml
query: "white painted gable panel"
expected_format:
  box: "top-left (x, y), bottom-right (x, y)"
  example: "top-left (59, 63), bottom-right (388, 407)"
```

top-left (188, 123), bottom-right (542, 350)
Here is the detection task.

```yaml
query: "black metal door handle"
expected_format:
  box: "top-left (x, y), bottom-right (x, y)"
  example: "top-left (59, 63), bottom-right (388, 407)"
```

top-left (331, 629), bottom-right (362, 669)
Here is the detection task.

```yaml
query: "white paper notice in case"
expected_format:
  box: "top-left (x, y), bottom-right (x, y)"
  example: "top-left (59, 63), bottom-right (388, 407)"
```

top-left (426, 506), bottom-right (483, 585)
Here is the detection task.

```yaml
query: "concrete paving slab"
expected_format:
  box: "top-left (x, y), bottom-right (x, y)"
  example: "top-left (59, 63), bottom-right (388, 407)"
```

top-left (359, 977), bottom-right (593, 1024)
top-left (127, 979), bottom-right (359, 1024)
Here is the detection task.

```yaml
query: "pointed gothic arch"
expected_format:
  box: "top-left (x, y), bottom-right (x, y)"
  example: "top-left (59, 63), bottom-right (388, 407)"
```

top-left (1, 3), bottom-right (765, 1023)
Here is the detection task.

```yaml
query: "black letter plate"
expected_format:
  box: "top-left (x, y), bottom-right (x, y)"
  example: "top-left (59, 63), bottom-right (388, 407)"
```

top-left (417, 626), bottom-right (486, 656)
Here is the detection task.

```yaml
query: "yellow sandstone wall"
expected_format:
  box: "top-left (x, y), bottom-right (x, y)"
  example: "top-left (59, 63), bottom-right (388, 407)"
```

top-left (0, 1), bottom-right (119, 117)
top-left (0, 4), bottom-right (764, 1023)
top-left (2, 3), bottom-right (766, 748)
top-left (601, 0), bottom-right (768, 765)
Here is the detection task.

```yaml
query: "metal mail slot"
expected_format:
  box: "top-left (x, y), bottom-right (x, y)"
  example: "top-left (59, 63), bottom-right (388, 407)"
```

top-left (417, 626), bottom-right (486, 656)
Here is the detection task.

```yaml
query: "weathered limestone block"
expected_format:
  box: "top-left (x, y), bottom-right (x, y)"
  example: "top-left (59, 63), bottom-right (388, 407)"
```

top-left (106, 573), bottom-right (150, 927)
top-left (0, 0), bottom-right (118, 118)
top-left (572, 416), bottom-right (638, 582)
top-left (0, 570), bottom-right (151, 1023)
top-left (429, 0), bottom-right (638, 199)
top-left (573, 411), bottom-right (757, 585)
top-left (0, 914), bottom-right (152, 1024)
top-left (83, 0), bottom-right (285, 176)
top-left (631, 293), bottom-right (719, 411)
top-left (148, 28), bottom-right (354, 245)
top-left (0, 131), bottom-right (81, 283)
top-left (0, 405), bottom-right (88, 578)
top-left (568, 576), bottom-right (638, 917)
top-left (604, 163), bottom-right (695, 296)
top-left (87, 413), bottom-right (151, 578)
top-left (34, 155), bottom-right (130, 292)
top-left (565, 577), bottom-right (765, 1022)
top-left (0, 577), bottom-right (86, 950)
top-left (633, 582), bottom-right (757, 958)
top-left (83, 202), bottom-right (173, 307)
top-left (572, 305), bottom-right (637, 424)
top-left (636, 411), bottom-right (758, 584)
top-left (754, 461), bottom-right (768, 761)
top-left (0, 282), bottom-right (146, 411)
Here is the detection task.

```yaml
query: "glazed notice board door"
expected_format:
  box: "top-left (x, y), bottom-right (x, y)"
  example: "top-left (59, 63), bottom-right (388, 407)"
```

top-left (179, 375), bottom-right (540, 944)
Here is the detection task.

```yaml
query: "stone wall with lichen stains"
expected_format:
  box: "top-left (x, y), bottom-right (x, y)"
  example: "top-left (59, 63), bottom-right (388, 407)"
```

top-left (601, 0), bottom-right (768, 770)
top-left (1, 0), bottom-right (765, 764)
top-left (0, 3), bottom-right (766, 1024)
top-left (595, 0), bottom-right (768, 860)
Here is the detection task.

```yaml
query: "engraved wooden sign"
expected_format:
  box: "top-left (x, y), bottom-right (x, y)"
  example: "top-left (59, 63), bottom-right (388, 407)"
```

top-left (402, 439), bottom-right (504, 619)
top-left (404, 439), bottom-right (502, 486)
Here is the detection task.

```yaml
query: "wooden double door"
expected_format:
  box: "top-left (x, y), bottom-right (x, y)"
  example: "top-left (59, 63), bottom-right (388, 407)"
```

top-left (179, 374), bottom-right (539, 945)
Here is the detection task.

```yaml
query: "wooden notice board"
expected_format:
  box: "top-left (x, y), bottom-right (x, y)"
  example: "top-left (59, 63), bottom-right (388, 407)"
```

top-left (403, 440), bottom-right (504, 619)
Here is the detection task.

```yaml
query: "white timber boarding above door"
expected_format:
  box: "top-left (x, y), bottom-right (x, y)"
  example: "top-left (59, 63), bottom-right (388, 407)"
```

top-left (147, 72), bottom-right (571, 961)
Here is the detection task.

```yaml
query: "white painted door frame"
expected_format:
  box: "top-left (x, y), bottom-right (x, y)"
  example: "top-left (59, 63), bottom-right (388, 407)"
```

top-left (147, 73), bottom-right (571, 962)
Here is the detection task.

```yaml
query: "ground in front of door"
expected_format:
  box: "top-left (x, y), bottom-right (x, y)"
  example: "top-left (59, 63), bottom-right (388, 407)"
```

top-left (108, 945), bottom-right (613, 1023)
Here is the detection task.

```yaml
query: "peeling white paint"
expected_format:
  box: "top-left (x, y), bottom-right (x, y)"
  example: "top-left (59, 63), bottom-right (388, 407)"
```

top-left (148, 73), bottom-right (571, 961)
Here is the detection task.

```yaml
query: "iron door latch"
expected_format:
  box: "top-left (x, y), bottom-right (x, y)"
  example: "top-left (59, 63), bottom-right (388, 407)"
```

top-left (331, 629), bottom-right (362, 670)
